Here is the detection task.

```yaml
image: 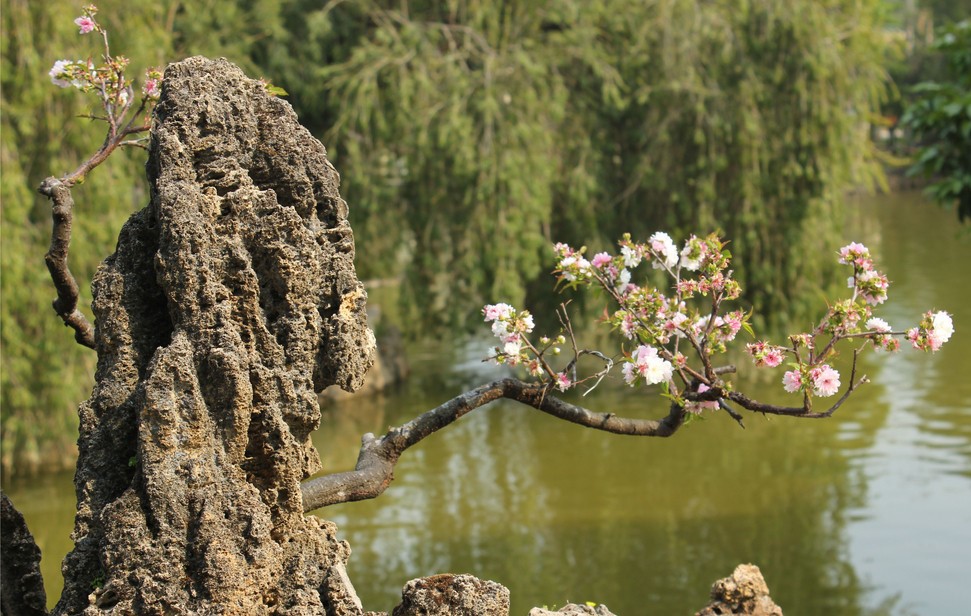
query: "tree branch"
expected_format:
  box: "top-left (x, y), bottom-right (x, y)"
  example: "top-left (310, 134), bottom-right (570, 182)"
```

top-left (38, 177), bottom-right (96, 349)
top-left (301, 377), bottom-right (688, 512)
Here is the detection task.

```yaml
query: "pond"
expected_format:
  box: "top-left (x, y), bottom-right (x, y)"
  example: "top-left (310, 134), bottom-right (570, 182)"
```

top-left (6, 191), bottom-right (970, 614)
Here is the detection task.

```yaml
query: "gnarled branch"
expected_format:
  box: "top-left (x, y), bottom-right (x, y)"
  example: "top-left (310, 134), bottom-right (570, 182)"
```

top-left (301, 377), bottom-right (688, 512)
top-left (38, 177), bottom-right (95, 349)
top-left (301, 357), bottom-right (869, 512)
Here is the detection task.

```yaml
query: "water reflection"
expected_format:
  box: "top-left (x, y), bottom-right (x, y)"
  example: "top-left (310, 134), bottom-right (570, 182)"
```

top-left (840, 193), bottom-right (971, 615)
top-left (313, 192), bottom-right (969, 615)
top-left (317, 353), bottom-right (879, 614)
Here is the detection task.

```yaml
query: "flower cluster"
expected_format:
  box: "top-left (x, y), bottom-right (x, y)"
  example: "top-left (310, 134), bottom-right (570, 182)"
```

top-left (865, 317), bottom-right (899, 352)
top-left (840, 242), bottom-right (889, 306)
top-left (622, 345), bottom-right (674, 386)
top-left (483, 303), bottom-right (536, 366)
top-left (782, 364), bottom-right (841, 398)
top-left (48, 5), bottom-right (161, 121)
top-left (907, 310), bottom-right (954, 351)
top-left (484, 234), bottom-right (953, 415)
top-left (746, 341), bottom-right (784, 367)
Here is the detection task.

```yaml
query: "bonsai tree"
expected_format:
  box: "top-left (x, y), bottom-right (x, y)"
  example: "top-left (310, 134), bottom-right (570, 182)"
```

top-left (1, 6), bottom-right (954, 615)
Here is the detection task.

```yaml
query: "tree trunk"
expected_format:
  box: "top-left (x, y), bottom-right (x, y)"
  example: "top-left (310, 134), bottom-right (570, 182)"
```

top-left (54, 56), bottom-right (375, 615)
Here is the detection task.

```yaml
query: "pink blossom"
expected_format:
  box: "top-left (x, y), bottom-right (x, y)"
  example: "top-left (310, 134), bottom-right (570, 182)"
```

top-left (662, 312), bottom-right (688, 338)
top-left (143, 78), bottom-right (159, 98)
top-left (855, 269), bottom-right (889, 305)
top-left (838, 242), bottom-right (871, 269)
top-left (782, 370), bottom-right (802, 393)
top-left (907, 327), bottom-right (921, 349)
top-left (625, 345), bottom-right (673, 386)
top-left (483, 303), bottom-right (514, 322)
top-left (677, 279), bottom-right (698, 296)
top-left (747, 341), bottom-right (783, 367)
top-left (527, 360), bottom-right (542, 376)
top-left (75, 16), bottom-right (96, 34)
top-left (810, 365), bottom-right (840, 397)
top-left (865, 317), bottom-right (891, 333)
top-left (648, 231), bottom-right (678, 269)
top-left (555, 372), bottom-right (572, 391)
top-left (591, 252), bottom-right (612, 269)
top-left (502, 334), bottom-right (522, 356)
top-left (721, 311), bottom-right (743, 341)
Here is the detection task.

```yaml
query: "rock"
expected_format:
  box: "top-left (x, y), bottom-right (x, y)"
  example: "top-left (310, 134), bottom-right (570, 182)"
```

top-left (391, 574), bottom-right (510, 616)
top-left (1, 491), bottom-right (48, 616)
top-left (528, 604), bottom-right (618, 615)
top-left (55, 56), bottom-right (375, 615)
top-left (695, 564), bottom-right (783, 616)
top-left (320, 315), bottom-right (409, 403)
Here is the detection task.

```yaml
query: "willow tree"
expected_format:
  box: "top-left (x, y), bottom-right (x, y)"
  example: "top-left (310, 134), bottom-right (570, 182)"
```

top-left (272, 0), bottom-right (890, 330)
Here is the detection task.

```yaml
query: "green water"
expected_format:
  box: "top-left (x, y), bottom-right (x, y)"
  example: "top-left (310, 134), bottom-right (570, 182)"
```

top-left (5, 192), bottom-right (970, 614)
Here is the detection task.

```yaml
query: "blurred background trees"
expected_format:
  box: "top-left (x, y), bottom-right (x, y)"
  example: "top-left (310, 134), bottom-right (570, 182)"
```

top-left (1, 0), bottom-right (966, 476)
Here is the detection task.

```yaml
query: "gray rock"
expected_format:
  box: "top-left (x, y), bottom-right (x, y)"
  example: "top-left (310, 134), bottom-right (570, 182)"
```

top-left (695, 564), bottom-right (783, 616)
top-left (1, 491), bottom-right (48, 616)
top-left (391, 574), bottom-right (510, 616)
top-left (55, 56), bottom-right (374, 615)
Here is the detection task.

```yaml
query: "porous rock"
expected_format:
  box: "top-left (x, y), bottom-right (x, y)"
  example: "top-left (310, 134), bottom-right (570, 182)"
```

top-left (391, 574), bottom-right (510, 616)
top-left (1, 491), bottom-right (48, 616)
top-left (695, 564), bottom-right (783, 616)
top-left (528, 604), bottom-right (618, 615)
top-left (55, 56), bottom-right (375, 615)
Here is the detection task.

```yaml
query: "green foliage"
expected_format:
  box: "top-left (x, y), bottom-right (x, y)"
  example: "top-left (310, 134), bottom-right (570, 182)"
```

top-left (254, 0), bottom-right (890, 332)
top-left (902, 20), bottom-right (971, 222)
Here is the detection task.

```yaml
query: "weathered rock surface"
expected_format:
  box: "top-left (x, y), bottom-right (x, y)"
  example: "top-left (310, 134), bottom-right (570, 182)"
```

top-left (391, 574), bottom-right (510, 616)
top-left (1, 491), bottom-right (48, 616)
top-left (54, 56), bottom-right (375, 615)
top-left (695, 564), bottom-right (783, 616)
top-left (320, 316), bottom-right (409, 403)
top-left (528, 603), bottom-right (618, 615)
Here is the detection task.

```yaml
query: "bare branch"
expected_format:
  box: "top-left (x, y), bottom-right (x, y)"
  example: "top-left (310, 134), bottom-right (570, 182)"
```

top-left (301, 378), bottom-right (688, 512)
top-left (38, 178), bottom-right (95, 349)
